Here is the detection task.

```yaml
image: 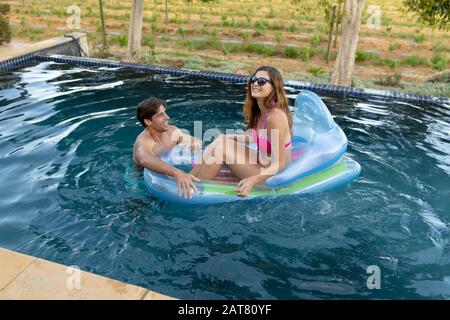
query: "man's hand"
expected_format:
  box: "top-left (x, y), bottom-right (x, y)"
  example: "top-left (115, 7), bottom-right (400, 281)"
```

top-left (174, 170), bottom-right (200, 199)
top-left (236, 175), bottom-right (259, 198)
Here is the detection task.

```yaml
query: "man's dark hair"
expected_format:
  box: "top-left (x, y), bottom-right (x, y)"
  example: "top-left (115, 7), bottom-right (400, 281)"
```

top-left (136, 97), bottom-right (166, 127)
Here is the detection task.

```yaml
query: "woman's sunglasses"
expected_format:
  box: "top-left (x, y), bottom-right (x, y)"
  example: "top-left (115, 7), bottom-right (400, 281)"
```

top-left (250, 76), bottom-right (273, 86)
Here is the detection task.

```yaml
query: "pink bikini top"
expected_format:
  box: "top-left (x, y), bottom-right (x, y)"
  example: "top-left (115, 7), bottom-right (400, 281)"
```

top-left (252, 111), bottom-right (292, 155)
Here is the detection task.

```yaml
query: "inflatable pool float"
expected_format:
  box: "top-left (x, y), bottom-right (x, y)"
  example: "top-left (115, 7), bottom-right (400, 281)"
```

top-left (144, 90), bottom-right (361, 204)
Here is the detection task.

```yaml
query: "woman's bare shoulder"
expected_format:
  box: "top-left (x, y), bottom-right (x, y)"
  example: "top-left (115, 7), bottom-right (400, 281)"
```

top-left (267, 108), bottom-right (289, 126)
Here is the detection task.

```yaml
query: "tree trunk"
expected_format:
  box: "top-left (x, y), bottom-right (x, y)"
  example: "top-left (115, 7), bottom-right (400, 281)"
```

top-left (331, 0), bottom-right (365, 87)
top-left (128, 0), bottom-right (144, 58)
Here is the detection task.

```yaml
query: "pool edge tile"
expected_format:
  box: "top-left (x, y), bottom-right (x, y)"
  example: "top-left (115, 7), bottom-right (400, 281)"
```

top-left (0, 248), bottom-right (173, 300)
top-left (142, 290), bottom-right (177, 300)
top-left (0, 248), bottom-right (36, 291)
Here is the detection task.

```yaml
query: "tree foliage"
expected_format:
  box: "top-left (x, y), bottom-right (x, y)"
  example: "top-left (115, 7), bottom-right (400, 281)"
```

top-left (403, 0), bottom-right (449, 30)
top-left (0, 3), bottom-right (11, 45)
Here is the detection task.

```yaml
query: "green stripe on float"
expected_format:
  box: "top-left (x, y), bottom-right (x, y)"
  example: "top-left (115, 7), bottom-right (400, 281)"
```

top-left (203, 183), bottom-right (273, 197)
top-left (203, 161), bottom-right (348, 197)
top-left (274, 162), bottom-right (347, 195)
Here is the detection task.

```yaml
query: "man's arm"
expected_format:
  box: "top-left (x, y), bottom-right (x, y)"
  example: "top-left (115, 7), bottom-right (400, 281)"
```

top-left (135, 143), bottom-right (200, 199)
top-left (137, 145), bottom-right (181, 177)
top-left (172, 127), bottom-right (203, 151)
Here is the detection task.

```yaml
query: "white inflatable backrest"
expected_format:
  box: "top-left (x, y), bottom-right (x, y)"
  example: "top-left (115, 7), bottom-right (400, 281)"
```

top-left (293, 91), bottom-right (336, 141)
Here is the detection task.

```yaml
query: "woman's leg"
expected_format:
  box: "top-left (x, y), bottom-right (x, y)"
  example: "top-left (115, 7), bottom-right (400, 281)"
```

top-left (190, 135), bottom-right (227, 180)
top-left (191, 135), bottom-right (261, 180)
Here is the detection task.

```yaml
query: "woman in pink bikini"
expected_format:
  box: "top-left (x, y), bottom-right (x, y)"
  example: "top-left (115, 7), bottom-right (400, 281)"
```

top-left (190, 66), bottom-right (293, 197)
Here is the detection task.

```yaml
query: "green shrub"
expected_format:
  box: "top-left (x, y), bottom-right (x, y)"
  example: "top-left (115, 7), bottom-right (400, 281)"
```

top-left (241, 31), bottom-right (249, 41)
top-left (221, 44), bottom-right (229, 56)
top-left (388, 42), bottom-right (400, 51)
top-left (430, 54), bottom-right (449, 71)
top-left (307, 66), bottom-right (326, 77)
top-left (253, 29), bottom-right (264, 37)
top-left (381, 14), bottom-right (392, 27)
top-left (310, 34), bottom-right (321, 47)
top-left (0, 2), bottom-right (10, 15)
top-left (374, 73), bottom-right (402, 87)
top-left (201, 24), bottom-right (210, 35)
top-left (181, 39), bottom-right (193, 51)
top-left (282, 47), bottom-right (312, 61)
top-left (160, 35), bottom-right (171, 42)
top-left (177, 27), bottom-right (185, 37)
top-left (289, 23), bottom-right (297, 32)
top-left (413, 33), bottom-right (426, 43)
top-left (254, 20), bottom-right (268, 30)
top-left (192, 39), bottom-right (209, 50)
top-left (0, 3), bottom-right (11, 44)
top-left (283, 46), bottom-right (299, 59)
top-left (299, 48), bottom-right (310, 61)
top-left (245, 43), bottom-right (277, 56)
top-left (210, 29), bottom-right (218, 39)
top-left (400, 55), bottom-right (430, 67)
top-left (320, 47), bottom-right (337, 61)
top-left (142, 34), bottom-right (155, 47)
top-left (110, 35), bottom-right (127, 47)
top-left (143, 35), bottom-right (156, 57)
top-left (265, 8), bottom-right (275, 19)
top-left (235, 19), bottom-right (251, 28)
top-left (221, 14), bottom-right (229, 27)
top-left (355, 51), bottom-right (379, 63)
top-left (275, 32), bottom-right (282, 43)
top-left (376, 58), bottom-right (398, 69)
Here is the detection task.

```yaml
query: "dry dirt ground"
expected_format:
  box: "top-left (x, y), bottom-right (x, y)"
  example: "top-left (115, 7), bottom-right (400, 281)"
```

top-left (5, 0), bottom-right (450, 87)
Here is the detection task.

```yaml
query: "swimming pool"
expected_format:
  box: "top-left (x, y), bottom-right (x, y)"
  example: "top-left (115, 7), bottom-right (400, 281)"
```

top-left (1, 61), bottom-right (449, 299)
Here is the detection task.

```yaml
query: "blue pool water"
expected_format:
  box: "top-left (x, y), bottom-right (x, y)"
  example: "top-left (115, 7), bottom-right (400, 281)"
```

top-left (0, 62), bottom-right (449, 299)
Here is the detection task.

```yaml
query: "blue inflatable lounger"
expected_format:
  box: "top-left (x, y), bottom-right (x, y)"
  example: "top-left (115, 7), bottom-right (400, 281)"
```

top-left (144, 90), bottom-right (361, 204)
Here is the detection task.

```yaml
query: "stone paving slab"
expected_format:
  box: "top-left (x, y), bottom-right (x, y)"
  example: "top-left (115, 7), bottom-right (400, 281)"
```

top-left (0, 248), bottom-right (174, 300)
top-left (0, 32), bottom-right (89, 63)
top-left (0, 249), bottom-right (35, 291)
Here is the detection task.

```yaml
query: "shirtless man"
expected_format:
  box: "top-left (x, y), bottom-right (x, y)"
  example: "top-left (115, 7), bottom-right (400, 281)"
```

top-left (133, 97), bottom-right (202, 199)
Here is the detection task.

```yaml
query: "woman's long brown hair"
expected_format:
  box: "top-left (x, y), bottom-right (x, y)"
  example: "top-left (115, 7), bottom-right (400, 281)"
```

top-left (243, 66), bottom-right (292, 132)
